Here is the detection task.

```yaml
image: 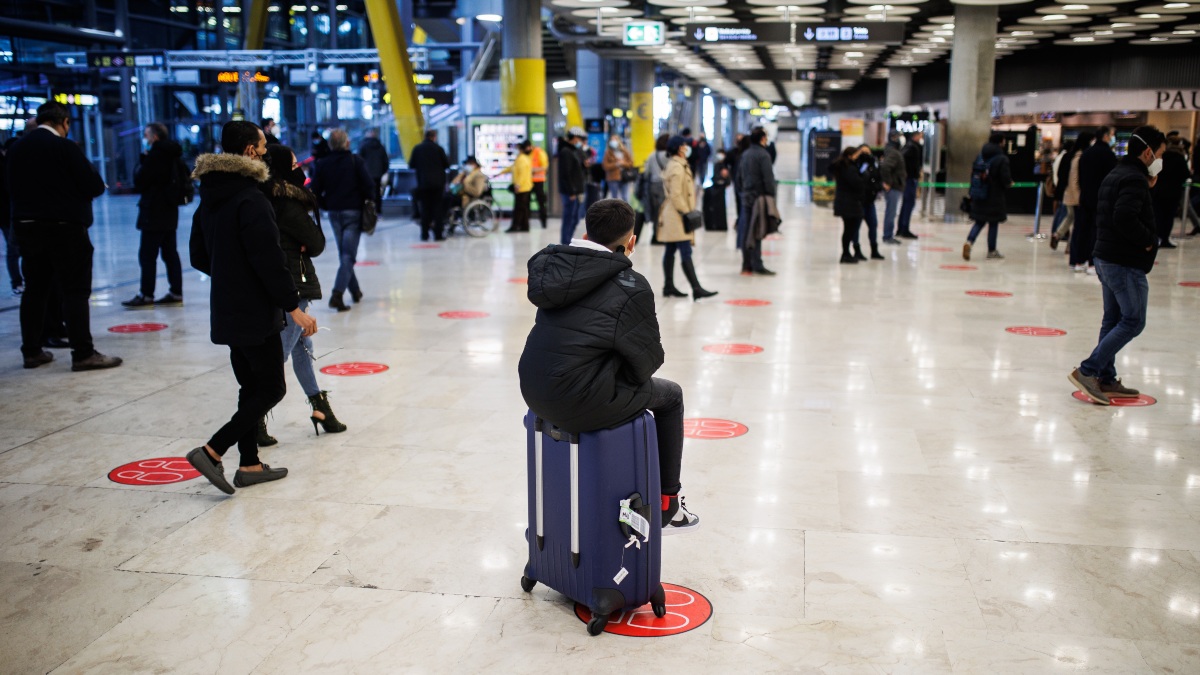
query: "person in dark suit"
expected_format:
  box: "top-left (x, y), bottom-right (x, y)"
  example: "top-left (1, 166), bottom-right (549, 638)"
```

top-left (7, 102), bottom-right (121, 371)
top-left (123, 123), bottom-right (186, 308)
top-left (408, 129), bottom-right (450, 241)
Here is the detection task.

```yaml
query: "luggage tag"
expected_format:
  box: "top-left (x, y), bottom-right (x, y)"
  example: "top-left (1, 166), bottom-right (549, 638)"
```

top-left (619, 498), bottom-right (651, 542)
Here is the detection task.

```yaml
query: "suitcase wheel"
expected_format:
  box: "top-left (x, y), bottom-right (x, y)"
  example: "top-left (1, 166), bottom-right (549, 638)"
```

top-left (652, 602), bottom-right (667, 618)
top-left (519, 576), bottom-right (536, 593)
top-left (587, 615), bottom-right (609, 636)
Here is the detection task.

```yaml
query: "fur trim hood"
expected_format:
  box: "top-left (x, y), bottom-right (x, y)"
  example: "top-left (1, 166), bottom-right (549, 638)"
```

top-left (268, 179), bottom-right (318, 209)
top-left (192, 153), bottom-right (269, 183)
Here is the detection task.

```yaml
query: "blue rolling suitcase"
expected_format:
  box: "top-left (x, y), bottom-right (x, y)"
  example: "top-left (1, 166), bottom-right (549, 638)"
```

top-left (520, 411), bottom-right (666, 636)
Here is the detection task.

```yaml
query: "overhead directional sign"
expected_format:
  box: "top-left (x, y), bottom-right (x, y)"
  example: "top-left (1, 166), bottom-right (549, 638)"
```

top-left (683, 22), bottom-right (904, 45)
top-left (86, 51), bottom-right (165, 68)
top-left (623, 20), bottom-right (666, 46)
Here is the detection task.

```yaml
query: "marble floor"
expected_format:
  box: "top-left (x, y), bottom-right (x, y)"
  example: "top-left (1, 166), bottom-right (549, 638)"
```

top-left (1, 190), bottom-right (1199, 674)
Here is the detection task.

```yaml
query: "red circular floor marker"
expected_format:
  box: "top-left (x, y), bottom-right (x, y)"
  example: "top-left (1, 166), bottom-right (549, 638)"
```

top-left (1072, 391), bottom-right (1157, 407)
top-left (684, 418), bottom-right (749, 439)
top-left (319, 362), bottom-right (389, 376)
top-left (574, 583), bottom-right (713, 637)
top-left (965, 290), bottom-right (1013, 298)
top-left (922, 246), bottom-right (954, 252)
top-left (439, 311), bottom-right (490, 319)
top-left (725, 299), bottom-right (772, 307)
top-left (108, 323), bottom-right (168, 333)
top-left (411, 243), bottom-right (441, 249)
top-left (763, 251), bottom-right (780, 256)
top-left (108, 457), bottom-right (199, 485)
top-left (1179, 281), bottom-right (1200, 288)
top-left (355, 260), bottom-right (380, 267)
top-left (702, 343), bottom-right (763, 355)
top-left (939, 264), bottom-right (978, 271)
top-left (509, 277), bottom-right (528, 284)
top-left (1005, 326), bottom-right (1066, 337)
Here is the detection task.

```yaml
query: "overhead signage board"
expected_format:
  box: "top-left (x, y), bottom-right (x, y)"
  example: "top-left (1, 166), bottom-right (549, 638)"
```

top-left (413, 69), bottom-right (454, 87)
top-left (86, 51), bottom-right (164, 68)
top-left (797, 69), bottom-right (861, 82)
top-left (800, 24), bottom-right (905, 45)
top-left (220, 70), bottom-right (272, 84)
top-left (143, 69), bottom-right (201, 85)
top-left (288, 68), bottom-right (345, 86)
top-left (684, 23), bottom-right (791, 45)
top-left (684, 22), bottom-right (903, 45)
top-left (623, 20), bottom-right (666, 46)
top-left (418, 90), bottom-right (455, 106)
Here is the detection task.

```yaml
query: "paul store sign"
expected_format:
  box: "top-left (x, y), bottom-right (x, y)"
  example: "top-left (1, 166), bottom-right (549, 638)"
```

top-left (1155, 90), bottom-right (1200, 110)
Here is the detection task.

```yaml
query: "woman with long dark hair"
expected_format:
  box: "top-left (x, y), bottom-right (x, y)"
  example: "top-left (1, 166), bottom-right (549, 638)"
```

top-left (832, 145), bottom-right (868, 264)
top-left (659, 136), bottom-right (717, 300)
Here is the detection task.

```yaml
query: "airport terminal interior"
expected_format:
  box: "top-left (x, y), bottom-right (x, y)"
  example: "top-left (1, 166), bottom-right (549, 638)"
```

top-left (2, 0), bottom-right (1200, 673)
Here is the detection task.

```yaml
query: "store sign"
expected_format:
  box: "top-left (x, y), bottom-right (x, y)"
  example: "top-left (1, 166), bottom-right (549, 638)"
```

top-left (53, 93), bottom-right (99, 106)
top-left (418, 90), bottom-right (454, 106)
top-left (86, 51), bottom-right (164, 68)
top-left (796, 69), bottom-right (861, 81)
top-left (889, 111), bottom-right (933, 135)
top-left (623, 20), bottom-right (665, 46)
top-left (1155, 90), bottom-right (1200, 110)
top-left (218, 70), bottom-right (271, 84)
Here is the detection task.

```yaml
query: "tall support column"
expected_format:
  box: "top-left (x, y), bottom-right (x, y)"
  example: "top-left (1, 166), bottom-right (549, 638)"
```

top-left (886, 67), bottom-right (912, 108)
top-left (244, 0), bottom-right (269, 49)
top-left (631, 60), bottom-right (655, 168)
top-left (500, 0), bottom-right (545, 115)
top-left (690, 87), bottom-right (702, 135)
top-left (946, 3), bottom-right (997, 218)
top-left (364, 0), bottom-right (424, 158)
top-left (716, 99), bottom-right (727, 149)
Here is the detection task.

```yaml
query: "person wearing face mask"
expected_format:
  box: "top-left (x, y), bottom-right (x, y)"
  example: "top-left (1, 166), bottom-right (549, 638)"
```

top-left (256, 144), bottom-right (346, 444)
top-left (500, 140), bottom-right (534, 232)
top-left (659, 135), bottom-right (717, 300)
top-left (1150, 138), bottom-right (1189, 249)
top-left (602, 134), bottom-right (634, 201)
top-left (1073, 126), bottom-right (1119, 274)
top-left (519, 199), bottom-right (701, 535)
top-left (8, 102), bottom-right (121, 371)
top-left (735, 128), bottom-right (777, 275)
top-left (309, 128), bottom-right (376, 310)
top-left (832, 146), bottom-right (868, 264)
top-left (1068, 126), bottom-right (1166, 406)
top-left (187, 121), bottom-right (318, 493)
top-left (557, 129), bottom-right (587, 245)
top-left (963, 133), bottom-right (1012, 261)
top-left (123, 122), bottom-right (188, 309)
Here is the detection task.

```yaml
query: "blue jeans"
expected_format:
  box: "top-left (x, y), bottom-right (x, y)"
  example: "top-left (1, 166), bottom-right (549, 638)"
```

top-left (862, 198), bottom-right (879, 246)
top-left (882, 188), bottom-right (902, 240)
top-left (1051, 203), bottom-right (1068, 234)
top-left (606, 181), bottom-right (629, 201)
top-left (967, 220), bottom-right (999, 252)
top-left (1080, 258), bottom-right (1148, 383)
top-left (897, 177), bottom-right (918, 234)
top-left (560, 195), bottom-right (581, 245)
top-left (328, 210), bottom-right (362, 297)
top-left (281, 298), bottom-right (321, 397)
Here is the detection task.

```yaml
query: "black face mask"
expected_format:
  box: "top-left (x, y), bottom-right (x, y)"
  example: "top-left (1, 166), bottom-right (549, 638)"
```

top-left (287, 167), bottom-right (307, 188)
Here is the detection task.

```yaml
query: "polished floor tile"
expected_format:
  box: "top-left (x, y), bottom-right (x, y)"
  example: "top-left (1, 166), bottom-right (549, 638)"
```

top-left (1, 191), bottom-right (1198, 672)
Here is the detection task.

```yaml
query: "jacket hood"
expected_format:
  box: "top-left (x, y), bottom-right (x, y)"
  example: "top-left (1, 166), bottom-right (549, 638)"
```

top-left (154, 139), bottom-right (183, 158)
top-left (981, 143), bottom-right (1003, 160)
top-left (527, 245), bottom-right (633, 310)
top-left (192, 153), bottom-right (269, 182)
top-left (268, 179), bottom-right (318, 209)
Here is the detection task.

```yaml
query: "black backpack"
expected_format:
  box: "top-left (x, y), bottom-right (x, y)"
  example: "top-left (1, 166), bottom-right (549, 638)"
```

top-left (969, 154), bottom-right (994, 201)
top-left (172, 157), bottom-right (195, 205)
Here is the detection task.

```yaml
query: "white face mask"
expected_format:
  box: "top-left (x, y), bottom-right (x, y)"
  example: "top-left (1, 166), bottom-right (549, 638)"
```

top-left (609, 140), bottom-right (619, 149)
top-left (683, 145), bottom-right (692, 159)
top-left (1147, 157), bottom-right (1163, 177)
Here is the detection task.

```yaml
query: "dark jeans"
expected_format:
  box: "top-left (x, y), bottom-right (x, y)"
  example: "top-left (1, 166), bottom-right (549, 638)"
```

top-left (646, 377), bottom-right (684, 495)
top-left (1080, 258), bottom-right (1148, 384)
top-left (841, 216), bottom-right (862, 255)
top-left (328, 209), bottom-right (362, 297)
top-left (882, 188), bottom-right (902, 240)
top-left (967, 220), bottom-right (999, 252)
top-left (416, 187), bottom-right (445, 240)
top-left (511, 191), bottom-right (531, 231)
top-left (207, 332), bottom-right (286, 467)
top-left (1154, 203), bottom-right (1176, 244)
top-left (1069, 204), bottom-right (1095, 267)
top-left (897, 177), bottom-right (918, 234)
top-left (737, 201), bottom-right (766, 271)
top-left (138, 229), bottom-right (182, 297)
top-left (531, 181), bottom-right (547, 227)
top-left (862, 199), bottom-right (879, 247)
top-left (1051, 203), bottom-right (1068, 234)
top-left (560, 194), bottom-right (581, 245)
top-left (15, 222), bottom-right (95, 361)
top-left (0, 222), bottom-right (20, 288)
top-left (663, 240), bottom-right (693, 263)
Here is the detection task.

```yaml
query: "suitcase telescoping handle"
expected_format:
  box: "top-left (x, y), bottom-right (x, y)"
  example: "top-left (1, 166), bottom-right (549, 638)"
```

top-left (534, 418), bottom-right (581, 568)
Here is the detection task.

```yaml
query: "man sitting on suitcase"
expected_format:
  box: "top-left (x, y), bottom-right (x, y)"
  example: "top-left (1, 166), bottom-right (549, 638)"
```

top-left (519, 199), bottom-right (700, 535)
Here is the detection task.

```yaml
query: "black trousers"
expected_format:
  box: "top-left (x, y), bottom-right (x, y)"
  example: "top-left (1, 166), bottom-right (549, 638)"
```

top-left (1154, 202), bottom-right (1177, 243)
top-left (1069, 204), bottom-right (1095, 267)
top-left (511, 191), bottom-right (532, 231)
top-left (207, 333), bottom-right (286, 467)
top-left (531, 182), bottom-right (548, 227)
top-left (16, 222), bottom-right (95, 361)
top-left (841, 216), bottom-right (863, 255)
top-left (646, 377), bottom-right (685, 495)
top-left (138, 229), bottom-right (183, 297)
top-left (416, 188), bottom-right (445, 239)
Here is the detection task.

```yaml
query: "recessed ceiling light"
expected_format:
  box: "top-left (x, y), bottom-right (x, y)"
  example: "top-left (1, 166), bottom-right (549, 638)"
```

top-left (912, 47), bottom-right (930, 53)
top-left (1094, 30), bottom-right (1113, 35)
top-left (1073, 36), bottom-right (1095, 41)
top-left (1063, 4), bottom-right (1089, 10)
top-left (1173, 28), bottom-right (1197, 34)
top-left (846, 51), bottom-right (864, 57)
top-left (930, 37), bottom-right (945, 42)
top-left (934, 30), bottom-right (954, 36)
top-left (869, 4), bottom-right (894, 9)
top-left (1142, 13), bottom-right (1162, 18)
top-left (476, 13), bottom-right (501, 22)
top-left (1150, 36), bottom-right (1168, 40)
top-left (1044, 15), bottom-right (1069, 21)
top-left (1011, 30), bottom-right (1034, 36)
top-left (1165, 2), bottom-right (1190, 7)
top-left (941, 24), bottom-right (955, 29)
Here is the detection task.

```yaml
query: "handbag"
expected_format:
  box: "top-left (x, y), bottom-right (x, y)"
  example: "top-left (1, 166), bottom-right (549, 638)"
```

top-left (621, 167), bottom-right (639, 183)
top-left (362, 198), bottom-right (378, 235)
top-left (681, 209), bottom-right (702, 234)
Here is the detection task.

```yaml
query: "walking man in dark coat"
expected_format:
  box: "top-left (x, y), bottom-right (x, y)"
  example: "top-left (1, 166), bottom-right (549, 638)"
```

top-left (408, 129), bottom-right (450, 241)
top-left (358, 128), bottom-right (389, 212)
top-left (963, 133), bottom-right (1012, 261)
top-left (123, 123), bottom-right (187, 308)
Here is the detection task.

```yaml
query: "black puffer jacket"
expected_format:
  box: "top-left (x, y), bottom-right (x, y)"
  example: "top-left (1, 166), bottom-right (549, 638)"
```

top-left (189, 154), bottom-right (299, 346)
top-left (135, 138), bottom-right (184, 231)
top-left (268, 180), bottom-right (325, 300)
top-left (1094, 156), bottom-right (1158, 273)
top-left (970, 143), bottom-right (1012, 223)
top-left (1079, 140), bottom-right (1117, 210)
top-left (519, 245), bottom-right (665, 433)
top-left (310, 149), bottom-right (374, 211)
top-left (832, 159), bottom-right (865, 219)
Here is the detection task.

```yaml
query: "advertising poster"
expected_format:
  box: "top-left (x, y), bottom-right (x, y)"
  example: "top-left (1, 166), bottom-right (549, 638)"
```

top-left (468, 116), bottom-right (527, 210)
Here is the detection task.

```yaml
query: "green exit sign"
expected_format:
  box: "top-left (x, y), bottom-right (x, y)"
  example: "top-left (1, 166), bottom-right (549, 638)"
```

top-left (623, 21), bottom-right (665, 46)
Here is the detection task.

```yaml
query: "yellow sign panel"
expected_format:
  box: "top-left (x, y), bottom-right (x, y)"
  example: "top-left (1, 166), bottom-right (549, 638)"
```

top-left (630, 91), bottom-right (654, 168)
top-left (839, 118), bottom-right (865, 136)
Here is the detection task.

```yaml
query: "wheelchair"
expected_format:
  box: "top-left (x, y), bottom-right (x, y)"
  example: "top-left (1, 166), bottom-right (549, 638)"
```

top-left (446, 185), bottom-right (499, 238)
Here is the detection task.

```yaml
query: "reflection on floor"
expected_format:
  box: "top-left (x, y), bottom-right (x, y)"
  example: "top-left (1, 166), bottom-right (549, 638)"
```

top-left (2, 194), bottom-right (1199, 673)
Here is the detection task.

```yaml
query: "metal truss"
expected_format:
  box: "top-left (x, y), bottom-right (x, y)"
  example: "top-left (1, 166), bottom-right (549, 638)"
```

top-left (54, 47), bottom-right (444, 71)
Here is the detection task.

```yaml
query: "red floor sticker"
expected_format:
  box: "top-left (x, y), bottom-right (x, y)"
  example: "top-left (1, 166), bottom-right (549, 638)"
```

top-left (966, 290), bottom-right (1014, 298)
top-left (355, 260), bottom-right (380, 267)
top-left (702, 343), bottom-right (764, 355)
top-left (1180, 281), bottom-right (1200, 288)
top-left (509, 277), bottom-right (528, 284)
top-left (412, 243), bottom-right (441, 249)
top-left (725, 299), bottom-right (772, 307)
top-left (319, 362), bottom-right (389, 376)
top-left (108, 457), bottom-right (199, 485)
top-left (763, 251), bottom-right (780, 256)
top-left (439, 311), bottom-right (490, 319)
top-left (1005, 326), bottom-right (1067, 337)
top-left (684, 418), bottom-right (750, 439)
top-left (939, 264), bottom-right (978, 271)
top-left (575, 583), bottom-right (713, 637)
top-left (922, 246), bottom-right (954, 252)
top-left (108, 323), bottom-right (168, 333)
top-left (1072, 391), bottom-right (1157, 407)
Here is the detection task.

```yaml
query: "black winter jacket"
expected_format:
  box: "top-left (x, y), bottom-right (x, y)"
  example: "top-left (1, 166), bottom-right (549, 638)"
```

top-left (1094, 157), bottom-right (1158, 273)
top-left (267, 180), bottom-right (326, 300)
top-left (902, 141), bottom-right (923, 179)
top-left (310, 150), bottom-right (374, 211)
top-left (7, 127), bottom-right (105, 227)
top-left (832, 159), bottom-right (865, 219)
top-left (358, 136), bottom-right (389, 181)
top-left (1079, 141), bottom-right (1117, 210)
top-left (189, 154), bottom-right (299, 346)
top-left (557, 144), bottom-right (586, 196)
top-left (135, 138), bottom-right (184, 232)
top-left (970, 143), bottom-right (1012, 223)
top-left (737, 144), bottom-right (777, 201)
top-left (519, 245), bottom-right (665, 434)
top-left (1151, 148), bottom-right (1189, 212)
top-left (408, 139), bottom-right (449, 190)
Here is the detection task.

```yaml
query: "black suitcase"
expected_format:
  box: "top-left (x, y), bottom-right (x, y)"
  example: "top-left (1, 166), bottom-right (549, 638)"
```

top-left (703, 185), bottom-right (728, 231)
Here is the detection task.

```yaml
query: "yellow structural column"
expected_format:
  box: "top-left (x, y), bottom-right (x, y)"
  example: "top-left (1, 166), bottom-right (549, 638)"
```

top-left (244, 0), bottom-right (269, 49)
top-left (364, 0), bottom-right (424, 159)
top-left (630, 61), bottom-right (656, 170)
top-left (499, 0), bottom-right (545, 115)
top-left (562, 92), bottom-right (585, 130)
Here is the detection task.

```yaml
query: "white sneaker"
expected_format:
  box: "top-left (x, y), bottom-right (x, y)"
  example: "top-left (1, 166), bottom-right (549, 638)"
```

top-left (662, 495), bottom-right (700, 536)
top-left (1072, 264), bottom-right (1086, 273)
top-left (1086, 266), bottom-right (1097, 276)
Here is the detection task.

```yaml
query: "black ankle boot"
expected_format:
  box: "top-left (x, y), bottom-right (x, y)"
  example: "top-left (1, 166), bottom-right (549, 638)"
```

top-left (308, 391), bottom-right (347, 435)
top-left (662, 258), bottom-right (687, 298)
top-left (840, 251), bottom-right (858, 264)
top-left (681, 259), bottom-right (717, 300)
top-left (257, 417), bottom-right (278, 446)
top-left (853, 242), bottom-right (867, 261)
top-left (870, 243), bottom-right (885, 260)
top-left (329, 293), bottom-right (351, 312)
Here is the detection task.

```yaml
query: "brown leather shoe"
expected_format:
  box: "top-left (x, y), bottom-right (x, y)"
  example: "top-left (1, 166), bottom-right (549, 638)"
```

top-left (71, 352), bottom-right (123, 372)
top-left (23, 351), bottom-right (53, 369)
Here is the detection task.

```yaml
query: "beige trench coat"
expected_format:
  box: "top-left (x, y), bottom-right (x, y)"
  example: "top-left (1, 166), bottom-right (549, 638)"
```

top-left (658, 156), bottom-right (695, 243)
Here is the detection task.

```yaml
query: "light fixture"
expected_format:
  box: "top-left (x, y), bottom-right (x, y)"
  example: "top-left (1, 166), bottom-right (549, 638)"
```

top-left (476, 13), bottom-right (502, 22)
top-left (1062, 4), bottom-right (1088, 10)
top-left (912, 47), bottom-right (930, 53)
top-left (1044, 14), bottom-right (1069, 21)
top-left (1150, 36), bottom-right (1168, 40)
top-left (1011, 30), bottom-right (1035, 36)
top-left (1073, 36), bottom-right (1095, 41)
top-left (1165, 2), bottom-right (1190, 7)
top-left (1173, 28), bottom-right (1197, 34)
top-left (846, 51), bottom-right (864, 57)
top-left (941, 23), bottom-right (955, 29)
top-left (455, 17), bottom-right (465, 25)
top-left (552, 80), bottom-right (577, 90)
top-left (1142, 13), bottom-right (1162, 18)
top-left (1095, 29), bottom-right (1113, 35)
